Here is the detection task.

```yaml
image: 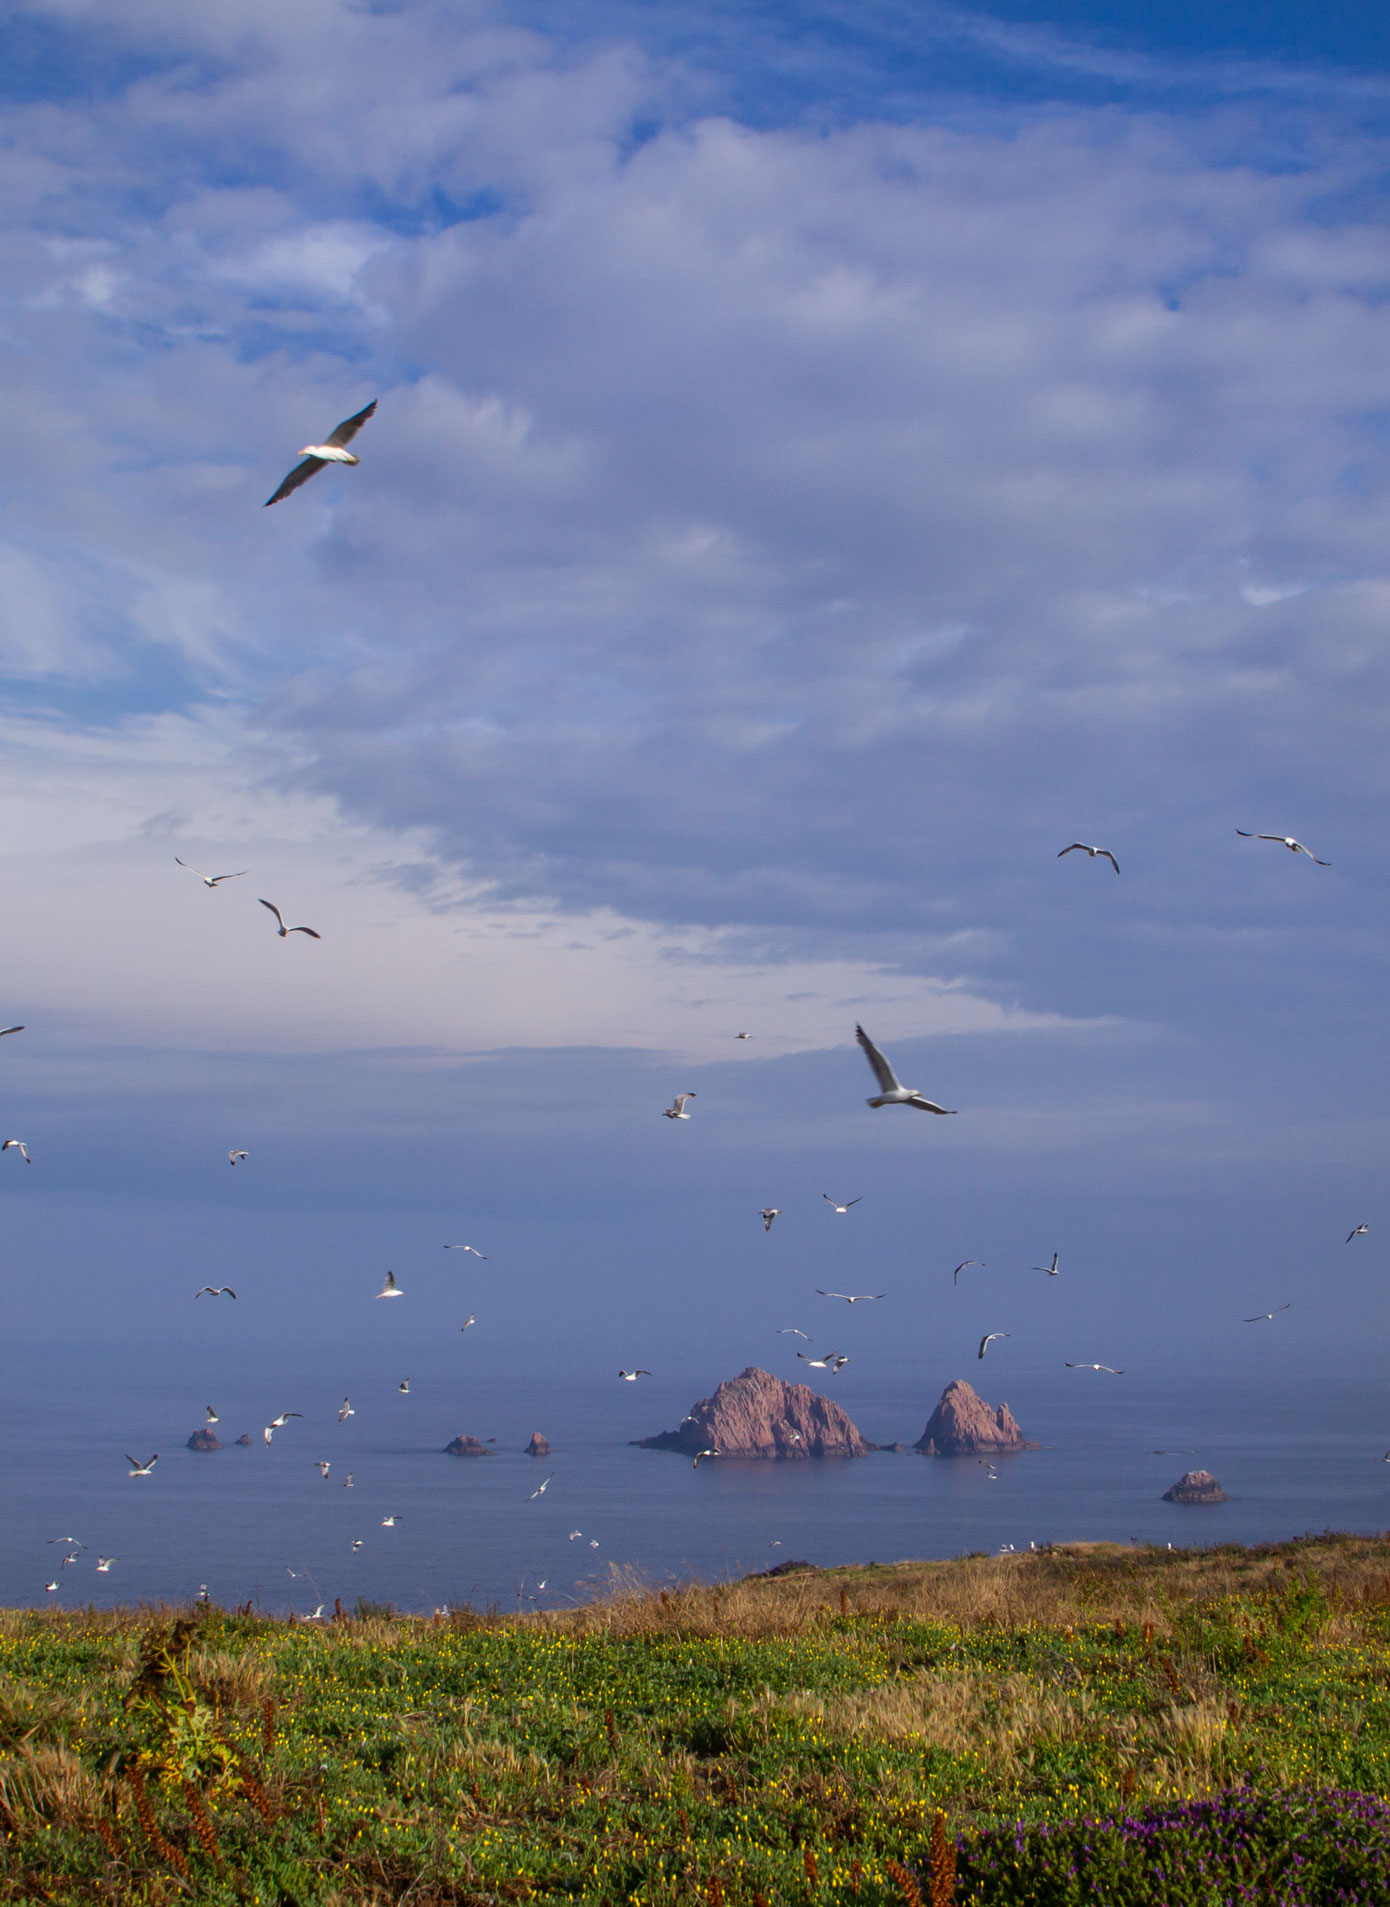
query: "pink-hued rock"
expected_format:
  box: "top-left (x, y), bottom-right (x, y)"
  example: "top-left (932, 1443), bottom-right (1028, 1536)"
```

top-left (915, 1379), bottom-right (1031, 1456)
top-left (1163, 1469), bottom-right (1229, 1503)
top-left (525, 1433), bottom-right (551, 1457)
top-left (444, 1434), bottom-right (493, 1457)
top-left (186, 1427), bottom-right (222, 1451)
top-left (636, 1366), bottom-right (869, 1459)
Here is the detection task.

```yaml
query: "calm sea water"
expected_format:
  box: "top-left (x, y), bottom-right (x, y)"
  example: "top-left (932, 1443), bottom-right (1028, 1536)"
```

top-left (4, 1345), bottom-right (1385, 1615)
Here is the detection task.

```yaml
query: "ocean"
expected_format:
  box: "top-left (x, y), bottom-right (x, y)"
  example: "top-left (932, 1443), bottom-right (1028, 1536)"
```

top-left (5, 1345), bottom-right (1385, 1615)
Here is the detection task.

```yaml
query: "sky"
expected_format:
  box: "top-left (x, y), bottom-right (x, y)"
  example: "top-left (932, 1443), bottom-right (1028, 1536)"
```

top-left (1, 0), bottom-right (1388, 1392)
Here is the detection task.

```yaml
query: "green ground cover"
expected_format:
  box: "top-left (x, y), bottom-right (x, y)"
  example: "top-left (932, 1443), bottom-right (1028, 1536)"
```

top-left (2, 1534), bottom-right (1390, 1902)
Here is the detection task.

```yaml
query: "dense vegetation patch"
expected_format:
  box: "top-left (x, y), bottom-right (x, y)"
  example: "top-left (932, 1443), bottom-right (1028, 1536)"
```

top-left (0, 1534), bottom-right (1388, 1902)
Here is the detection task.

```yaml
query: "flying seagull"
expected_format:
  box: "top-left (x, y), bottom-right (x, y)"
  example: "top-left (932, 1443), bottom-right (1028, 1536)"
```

top-left (1235, 830), bottom-right (1329, 864)
top-left (125, 1454), bottom-right (158, 1476)
top-left (1064, 1362), bottom-right (1124, 1374)
top-left (816, 1290), bottom-right (885, 1304)
top-left (1033, 1253), bottom-right (1060, 1276)
top-left (1058, 843), bottom-right (1120, 873)
top-left (0, 1027), bottom-right (22, 1038)
top-left (195, 1286), bottom-right (237, 1300)
top-left (265, 400), bottom-right (377, 507)
top-left (204, 1406), bottom-right (220, 1423)
top-left (776, 1327), bottom-right (811, 1340)
top-left (662, 1094), bottom-right (696, 1120)
top-left (338, 1397), bottom-right (354, 1422)
top-left (397, 1379), bottom-right (410, 1393)
top-left (1244, 1304), bottom-right (1291, 1322)
top-left (823, 1195), bottom-right (861, 1214)
top-left (618, 1369), bottom-right (651, 1381)
top-left (760, 1208), bottom-right (781, 1231)
top-left (380, 1514), bottom-right (401, 1527)
top-left (797, 1351), bottom-right (849, 1372)
top-left (343, 1472), bottom-right (354, 1488)
top-left (1, 1140), bottom-right (30, 1163)
top-left (228, 1150), bottom-right (248, 1166)
top-left (314, 1460), bottom-right (330, 1478)
top-left (692, 1448), bottom-right (719, 1469)
top-left (258, 900), bottom-right (321, 939)
top-left (1348, 1224), bottom-right (1370, 1243)
top-left (528, 1473), bottom-right (555, 1500)
top-left (443, 1244), bottom-right (487, 1257)
top-left (461, 1313), bottom-right (475, 1332)
top-left (351, 1539), bottom-right (363, 1552)
top-left (175, 858), bottom-right (248, 888)
top-left (855, 1024), bottom-right (956, 1113)
top-left (953, 1260), bottom-right (985, 1286)
top-left (978, 1332), bottom-right (1010, 1360)
top-left (736, 1032), bottom-right (751, 1039)
top-left (376, 1271), bottom-right (402, 1299)
top-left (95, 1557), bottom-right (118, 1572)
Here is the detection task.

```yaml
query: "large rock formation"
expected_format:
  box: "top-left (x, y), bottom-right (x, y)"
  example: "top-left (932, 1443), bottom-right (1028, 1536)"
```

top-left (1163, 1469), bottom-right (1229, 1504)
top-left (186, 1427), bottom-right (222, 1451)
top-left (635, 1366), bottom-right (869, 1459)
top-left (915, 1379), bottom-right (1030, 1456)
top-left (444, 1434), bottom-right (493, 1457)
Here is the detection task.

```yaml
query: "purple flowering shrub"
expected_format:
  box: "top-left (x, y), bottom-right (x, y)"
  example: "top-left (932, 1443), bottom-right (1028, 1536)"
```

top-left (951, 1785), bottom-right (1390, 1905)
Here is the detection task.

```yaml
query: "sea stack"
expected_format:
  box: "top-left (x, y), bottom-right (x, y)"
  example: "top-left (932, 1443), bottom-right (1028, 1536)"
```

top-left (1163, 1469), bottom-right (1229, 1504)
top-left (636, 1366), bottom-right (869, 1459)
top-left (234, 1434), bottom-right (254, 1446)
top-left (443, 1434), bottom-right (493, 1457)
top-left (915, 1379), bottom-right (1030, 1456)
top-left (525, 1432), bottom-right (551, 1457)
top-left (186, 1427), bottom-right (222, 1451)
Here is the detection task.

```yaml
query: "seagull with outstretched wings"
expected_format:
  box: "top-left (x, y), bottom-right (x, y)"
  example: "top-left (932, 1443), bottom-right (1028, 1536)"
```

top-left (1235, 830), bottom-right (1329, 864)
top-left (265, 401), bottom-right (377, 507)
top-left (1057, 843), bottom-right (1119, 872)
top-left (855, 1024), bottom-right (956, 1113)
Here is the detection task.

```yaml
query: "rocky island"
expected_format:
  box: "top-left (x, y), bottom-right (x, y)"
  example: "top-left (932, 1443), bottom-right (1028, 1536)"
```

top-left (636, 1365), bottom-right (869, 1458)
top-left (186, 1427), bottom-right (222, 1451)
top-left (443, 1434), bottom-right (493, 1457)
top-left (915, 1378), bottom-right (1031, 1456)
top-left (1163, 1469), bottom-right (1229, 1503)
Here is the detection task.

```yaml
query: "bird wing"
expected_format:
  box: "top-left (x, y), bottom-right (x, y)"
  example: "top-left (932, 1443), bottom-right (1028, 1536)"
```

top-left (287, 926), bottom-right (322, 938)
top-left (264, 456), bottom-right (325, 507)
top-left (210, 872), bottom-right (249, 884)
top-left (259, 899), bottom-right (286, 930)
top-left (855, 1024), bottom-right (901, 1094)
top-left (0, 1026), bottom-right (23, 1036)
top-left (1057, 844), bottom-right (1088, 858)
top-left (175, 858), bottom-right (207, 878)
top-left (222, 1288), bottom-right (237, 1300)
top-left (907, 1096), bottom-right (956, 1114)
top-left (1235, 830), bottom-right (1255, 837)
top-left (325, 400), bottom-right (377, 449)
top-left (1099, 851), bottom-right (1120, 873)
top-left (1348, 1227), bottom-right (1367, 1242)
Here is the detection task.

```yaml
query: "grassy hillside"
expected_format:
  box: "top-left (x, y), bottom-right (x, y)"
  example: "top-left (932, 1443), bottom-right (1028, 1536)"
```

top-left (3, 1534), bottom-right (1390, 1902)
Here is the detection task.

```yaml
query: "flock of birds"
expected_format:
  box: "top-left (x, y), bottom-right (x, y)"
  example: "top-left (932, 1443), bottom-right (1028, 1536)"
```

top-left (22, 403), bottom-right (1366, 1597)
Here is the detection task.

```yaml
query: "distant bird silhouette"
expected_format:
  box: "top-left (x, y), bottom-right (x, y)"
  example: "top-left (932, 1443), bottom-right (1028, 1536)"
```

top-left (259, 899), bottom-right (321, 939)
top-left (1, 1140), bottom-right (30, 1163)
top-left (376, 1271), bottom-right (402, 1299)
top-left (953, 1260), bottom-right (985, 1285)
top-left (195, 1286), bottom-right (237, 1300)
top-left (978, 1333), bottom-right (1010, 1360)
top-left (823, 1195), bottom-right (861, 1214)
top-left (1057, 843), bottom-right (1119, 873)
top-left (662, 1094), bottom-right (696, 1120)
top-left (618, 1369), bottom-right (651, 1381)
top-left (797, 1351), bottom-right (849, 1372)
top-left (176, 858), bottom-right (248, 887)
top-left (528, 1473), bottom-right (555, 1500)
top-left (692, 1448), bottom-right (719, 1469)
top-left (1347, 1223), bottom-right (1370, 1243)
top-left (444, 1244), bottom-right (487, 1258)
top-left (1033, 1253), bottom-right (1060, 1276)
top-left (1064, 1362), bottom-right (1123, 1374)
top-left (1235, 830), bottom-right (1329, 864)
top-left (1244, 1304), bottom-right (1291, 1322)
top-left (817, 1290), bottom-right (884, 1304)
top-left (125, 1455), bottom-right (158, 1477)
top-left (228, 1149), bottom-right (248, 1166)
top-left (760, 1208), bottom-right (781, 1231)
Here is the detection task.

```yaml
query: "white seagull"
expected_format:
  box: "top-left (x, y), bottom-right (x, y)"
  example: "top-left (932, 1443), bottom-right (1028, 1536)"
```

top-left (0, 1026), bottom-right (22, 1037)
top-left (461, 1313), bottom-right (475, 1332)
top-left (1244, 1304), bottom-right (1291, 1322)
top-left (797, 1351), bottom-right (849, 1372)
top-left (1, 1140), bottom-right (30, 1163)
top-left (692, 1448), bottom-right (719, 1469)
top-left (777, 1328), bottom-right (811, 1340)
top-left (376, 1271), bottom-right (402, 1299)
top-left (1235, 830), bottom-right (1329, 865)
top-left (1348, 1224), bottom-right (1370, 1243)
top-left (338, 1397), bottom-right (354, 1421)
top-left (443, 1244), bottom-right (487, 1258)
top-left (662, 1094), bottom-right (696, 1120)
top-left (760, 1208), bottom-right (781, 1232)
top-left (528, 1473), bottom-right (555, 1500)
top-left (817, 1289), bottom-right (885, 1304)
top-left (953, 1260), bottom-right (985, 1285)
top-left (125, 1454), bottom-right (158, 1476)
top-left (855, 1023), bottom-right (956, 1114)
top-left (823, 1195), bottom-right (861, 1214)
top-left (205, 1406), bottom-right (220, 1423)
top-left (195, 1286), bottom-right (237, 1300)
top-left (258, 899), bottom-right (321, 940)
top-left (1064, 1362), bottom-right (1124, 1374)
top-left (343, 1472), bottom-right (354, 1488)
top-left (1033, 1253), bottom-right (1060, 1276)
top-left (618, 1369), bottom-right (651, 1381)
top-left (314, 1460), bottom-right (331, 1478)
top-left (736, 1032), bottom-right (752, 1040)
top-left (397, 1379), bottom-right (410, 1394)
top-left (228, 1150), bottom-right (248, 1166)
top-left (978, 1333), bottom-right (1010, 1360)
top-left (380, 1515), bottom-right (401, 1527)
top-left (1058, 843), bottom-right (1119, 873)
top-left (351, 1539), bottom-right (364, 1552)
top-left (265, 400), bottom-right (377, 507)
top-left (175, 858), bottom-right (248, 888)
top-left (269, 1412), bottom-right (302, 1428)
top-left (96, 1557), bottom-right (118, 1573)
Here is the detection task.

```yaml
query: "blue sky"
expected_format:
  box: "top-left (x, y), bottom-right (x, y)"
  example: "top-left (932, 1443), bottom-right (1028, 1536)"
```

top-left (0, 0), bottom-right (1388, 1393)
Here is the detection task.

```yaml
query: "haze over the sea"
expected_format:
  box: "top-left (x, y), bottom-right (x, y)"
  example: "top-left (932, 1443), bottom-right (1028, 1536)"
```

top-left (1, 0), bottom-right (1389, 1593)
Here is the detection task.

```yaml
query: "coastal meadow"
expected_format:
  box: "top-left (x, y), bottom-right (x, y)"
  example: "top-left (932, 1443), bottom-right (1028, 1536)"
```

top-left (1, 1535), bottom-right (1390, 1902)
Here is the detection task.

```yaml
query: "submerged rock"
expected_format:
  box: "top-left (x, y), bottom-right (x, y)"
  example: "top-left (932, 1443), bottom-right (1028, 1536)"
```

top-left (444, 1434), bottom-right (493, 1457)
top-left (915, 1379), bottom-right (1031, 1456)
top-left (186, 1427), bottom-right (222, 1451)
top-left (635, 1366), bottom-right (868, 1459)
top-left (1163, 1469), bottom-right (1229, 1504)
